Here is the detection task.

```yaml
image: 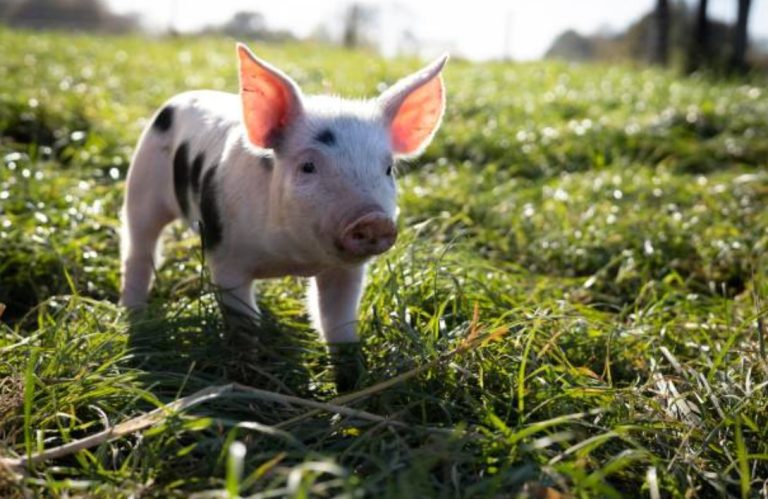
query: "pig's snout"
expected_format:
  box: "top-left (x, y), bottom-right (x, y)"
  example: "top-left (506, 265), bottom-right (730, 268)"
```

top-left (339, 213), bottom-right (397, 258)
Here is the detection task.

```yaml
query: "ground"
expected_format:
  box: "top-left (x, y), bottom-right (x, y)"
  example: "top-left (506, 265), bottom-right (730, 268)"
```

top-left (0, 29), bottom-right (767, 497)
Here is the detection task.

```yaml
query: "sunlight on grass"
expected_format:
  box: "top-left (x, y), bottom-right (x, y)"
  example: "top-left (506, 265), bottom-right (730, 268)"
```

top-left (0, 27), bottom-right (767, 497)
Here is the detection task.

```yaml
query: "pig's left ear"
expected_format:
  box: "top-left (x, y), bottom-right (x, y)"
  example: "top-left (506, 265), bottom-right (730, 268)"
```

top-left (237, 43), bottom-right (303, 149)
top-left (378, 54), bottom-right (448, 158)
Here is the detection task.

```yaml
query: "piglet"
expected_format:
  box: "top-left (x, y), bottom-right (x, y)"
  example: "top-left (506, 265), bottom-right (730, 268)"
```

top-left (120, 43), bottom-right (447, 364)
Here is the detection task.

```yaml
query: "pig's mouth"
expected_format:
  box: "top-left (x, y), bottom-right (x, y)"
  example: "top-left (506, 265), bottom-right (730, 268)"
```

top-left (333, 245), bottom-right (372, 265)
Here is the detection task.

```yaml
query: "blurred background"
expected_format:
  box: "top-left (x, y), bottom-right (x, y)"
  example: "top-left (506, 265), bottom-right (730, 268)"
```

top-left (1, 0), bottom-right (766, 73)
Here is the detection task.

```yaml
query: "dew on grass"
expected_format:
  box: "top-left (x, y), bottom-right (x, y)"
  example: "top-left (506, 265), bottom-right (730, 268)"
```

top-left (4, 152), bottom-right (25, 163)
top-left (522, 204), bottom-right (536, 218)
top-left (86, 199), bottom-right (103, 215)
top-left (541, 126), bottom-right (559, 140)
top-left (644, 240), bottom-right (655, 255)
top-left (70, 131), bottom-right (86, 142)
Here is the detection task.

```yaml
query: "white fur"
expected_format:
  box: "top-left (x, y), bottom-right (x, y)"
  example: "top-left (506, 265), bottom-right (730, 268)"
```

top-left (120, 49), bottom-right (447, 344)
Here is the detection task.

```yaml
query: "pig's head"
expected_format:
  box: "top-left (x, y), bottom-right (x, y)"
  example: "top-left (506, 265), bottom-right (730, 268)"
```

top-left (236, 43), bottom-right (447, 265)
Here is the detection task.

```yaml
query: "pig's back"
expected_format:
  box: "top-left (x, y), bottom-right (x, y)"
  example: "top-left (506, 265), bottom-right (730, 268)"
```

top-left (144, 90), bottom-right (247, 232)
top-left (165, 90), bottom-right (243, 150)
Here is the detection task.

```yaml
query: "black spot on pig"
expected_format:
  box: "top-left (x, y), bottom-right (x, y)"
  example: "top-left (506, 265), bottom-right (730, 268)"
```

top-left (200, 165), bottom-right (223, 251)
top-left (152, 105), bottom-right (174, 132)
top-left (267, 129), bottom-right (285, 153)
top-left (315, 129), bottom-right (336, 146)
top-left (173, 142), bottom-right (190, 217)
top-left (261, 155), bottom-right (274, 170)
top-left (190, 152), bottom-right (205, 196)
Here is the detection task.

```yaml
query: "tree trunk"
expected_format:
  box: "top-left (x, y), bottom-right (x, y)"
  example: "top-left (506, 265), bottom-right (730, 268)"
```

top-left (652, 0), bottom-right (670, 65)
top-left (686, 0), bottom-right (710, 72)
top-left (729, 0), bottom-right (752, 73)
top-left (342, 4), bottom-right (360, 49)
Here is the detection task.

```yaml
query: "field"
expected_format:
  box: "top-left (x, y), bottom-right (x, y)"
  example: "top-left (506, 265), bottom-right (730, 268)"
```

top-left (1, 28), bottom-right (767, 497)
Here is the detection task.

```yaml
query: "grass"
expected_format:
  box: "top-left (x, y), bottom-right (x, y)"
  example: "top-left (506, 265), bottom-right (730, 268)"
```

top-left (1, 27), bottom-right (767, 497)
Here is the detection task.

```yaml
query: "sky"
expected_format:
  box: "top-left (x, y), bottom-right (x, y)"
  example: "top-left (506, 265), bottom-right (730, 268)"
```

top-left (106, 0), bottom-right (768, 61)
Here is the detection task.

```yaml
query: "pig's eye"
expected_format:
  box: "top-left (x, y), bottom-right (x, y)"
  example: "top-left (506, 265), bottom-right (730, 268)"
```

top-left (300, 161), bottom-right (317, 174)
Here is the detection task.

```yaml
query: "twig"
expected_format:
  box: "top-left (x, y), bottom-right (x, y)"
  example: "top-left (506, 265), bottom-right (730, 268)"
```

top-left (0, 384), bottom-right (235, 472)
top-left (0, 377), bottom-right (437, 474)
top-left (230, 382), bottom-right (410, 428)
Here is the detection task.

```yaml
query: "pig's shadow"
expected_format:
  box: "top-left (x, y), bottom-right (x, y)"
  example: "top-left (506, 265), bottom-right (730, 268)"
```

top-left (125, 299), bottom-right (322, 399)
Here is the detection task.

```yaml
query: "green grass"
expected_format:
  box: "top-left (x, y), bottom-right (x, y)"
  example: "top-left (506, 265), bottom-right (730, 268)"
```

top-left (1, 28), bottom-right (767, 497)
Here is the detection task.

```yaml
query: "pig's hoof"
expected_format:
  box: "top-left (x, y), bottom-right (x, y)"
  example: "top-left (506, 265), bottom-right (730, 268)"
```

top-left (328, 342), bottom-right (367, 393)
top-left (123, 304), bottom-right (148, 323)
top-left (221, 305), bottom-right (261, 332)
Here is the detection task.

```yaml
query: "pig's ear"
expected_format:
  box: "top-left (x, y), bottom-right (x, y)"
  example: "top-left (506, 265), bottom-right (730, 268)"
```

top-left (378, 54), bottom-right (448, 158)
top-left (237, 43), bottom-right (303, 149)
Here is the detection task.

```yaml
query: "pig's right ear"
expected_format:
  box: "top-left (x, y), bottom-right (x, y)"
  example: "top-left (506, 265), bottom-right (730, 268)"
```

top-left (237, 43), bottom-right (303, 149)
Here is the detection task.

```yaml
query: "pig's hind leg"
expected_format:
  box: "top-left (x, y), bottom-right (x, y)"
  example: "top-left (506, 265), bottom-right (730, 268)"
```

top-left (120, 126), bottom-right (178, 309)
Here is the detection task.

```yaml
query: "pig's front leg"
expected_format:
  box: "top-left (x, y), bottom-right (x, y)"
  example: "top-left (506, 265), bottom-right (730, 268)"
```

top-left (311, 265), bottom-right (365, 343)
top-left (211, 261), bottom-right (258, 319)
top-left (311, 266), bottom-right (367, 391)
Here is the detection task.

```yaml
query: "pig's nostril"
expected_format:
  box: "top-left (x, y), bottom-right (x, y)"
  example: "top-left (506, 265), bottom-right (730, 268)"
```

top-left (341, 214), bottom-right (397, 257)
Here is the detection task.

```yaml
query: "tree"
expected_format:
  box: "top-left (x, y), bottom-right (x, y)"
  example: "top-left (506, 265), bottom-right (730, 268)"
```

top-left (221, 11), bottom-right (266, 38)
top-left (200, 11), bottom-right (296, 43)
top-left (729, 0), bottom-right (752, 73)
top-left (5, 0), bottom-right (136, 32)
top-left (0, 0), bottom-right (23, 19)
top-left (686, 0), bottom-right (710, 72)
top-left (544, 30), bottom-right (595, 61)
top-left (651, 0), bottom-right (670, 65)
top-left (341, 3), bottom-right (377, 49)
